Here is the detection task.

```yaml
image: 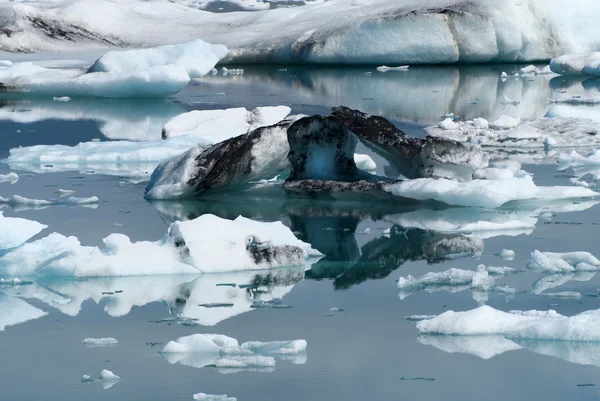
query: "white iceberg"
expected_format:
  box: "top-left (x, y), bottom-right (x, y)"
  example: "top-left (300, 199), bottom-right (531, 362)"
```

top-left (2, 0), bottom-right (600, 65)
top-left (353, 153), bottom-right (376, 172)
top-left (99, 369), bottom-right (120, 382)
top-left (397, 265), bottom-right (493, 299)
top-left (82, 337), bottom-right (119, 347)
top-left (162, 106), bottom-right (291, 141)
top-left (550, 52), bottom-right (600, 75)
top-left (0, 211), bottom-right (47, 250)
top-left (89, 39), bottom-right (228, 79)
top-left (528, 250), bottom-right (600, 273)
top-left (0, 195), bottom-right (99, 208)
top-left (160, 333), bottom-right (306, 369)
top-left (383, 174), bottom-right (598, 209)
top-left (376, 65), bottom-right (409, 72)
top-left (499, 249), bottom-right (516, 260)
top-left (0, 214), bottom-right (321, 277)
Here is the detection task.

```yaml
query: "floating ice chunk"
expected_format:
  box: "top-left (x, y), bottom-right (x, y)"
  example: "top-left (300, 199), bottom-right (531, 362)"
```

top-left (0, 62), bottom-right (191, 98)
top-left (193, 393), bottom-right (237, 401)
top-left (437, 118), bottom-right (459, 130)
top-left (417, 335), bottom-right (522, 360)
top-left (161, 106), bottom-right (291, 141)
top-left (398, 266), bottom-right (493, 299)
top-left (405, 315), bottom-right (437, 322)
top-left (0, 212), bottom-right (47, 250)
top-left (471, 265), bottom-right (494, 290)
top-left (490, 115), bottom-right (521, 129)
top-left (81, 375), bottom-right (94, 383)
top-left (0, 195), bottom-right (99, 208)
top-left (376, 65), bottom-right (409, 72)
top-left (540, 291), bottom-right (582, 299)
top-left (0, 214), bottom-right (320, 276)
top-left (486, 266), bottom-right (519, 276)
top-left (519, 65), bottom-right (538, 75)
top-left (82, 337), bottom-right (119, 347)
top-left (90, 39), bottom-right (227, 79)
top-left (473, 118), bottom-right (489, 129)
top-left (0, 173), bottom-right (18, 184)
top-left (416, 305), bottom-right (564, 337)
top-left (528, 251), bottom-right (600, 273)
top-left (53, 96), bottom-right (70, 102)
top-left (330, 307), bottom-right (344, 313)
top-left (99, 370), bottom-right (120, 382)
top-left (221, 67), bottom-right (244, 76)
top-left (550, 52), bottom-right (600, 75)
top-left (160, 333), bottom-right (306, 369)
top-left (499, 249), bottom-right (516, 260)
top-left (0, 293), bottom-right (47, 331)
top-left (558, 150), bottom-right (600, 178)
top-left (353, 154), bottom-right (376, 172)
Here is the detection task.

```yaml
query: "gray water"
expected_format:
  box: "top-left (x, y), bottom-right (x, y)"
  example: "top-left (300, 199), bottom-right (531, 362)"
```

top-left (1, 65), bottom-right (600, 401)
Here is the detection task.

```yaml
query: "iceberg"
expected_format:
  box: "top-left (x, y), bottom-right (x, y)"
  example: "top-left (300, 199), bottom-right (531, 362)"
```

top-left (1, 0), bottom-right (600, 65)
top-left (397, 265), bottom-right (494, 299)
top-left (528, 250), bottom-right (600, 273)
top-left (550, 52), bottom-right (600, 75)
top-left (160, 333), bottom-right (306, 369)
top-left (499, 249), bottom-right (515, 260)
top-left (89, 39), bottom-right (228, 79)
top-left (0, 195), bottom-right (99, 208)
top-left (417, 305), bottom-right (600, 342)
top-left (558, 149), bottom-right (600, 180)
top-left (0, 214), bottom-right (320, 277)
top-left (0, 211), bottom-right (47, 250)
top-left (99, 369), bottom-right (120, 382)
top-left (82, 337), bottom-right (119, 347)
top-left (162, 106), bottom-right (291, 141)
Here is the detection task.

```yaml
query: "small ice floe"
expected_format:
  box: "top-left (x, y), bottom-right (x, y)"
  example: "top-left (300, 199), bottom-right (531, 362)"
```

top-left (500, 95), bottom-right (520, 106)
top-left (498, 249), bottom-right (516, 261)
top-left (0, 212), bottom-right (47, 250)
top-left (0, 173), bottom-right (18, 184)
top-left (193, 393), bottom-right (237, 401)
top-left (490, 115), bottom-right (521, 129)
top-left (404, 315), bottom-right (437, 322)
top-left (55, 189), bottom-right (75, 197)
top-left (99, 369), bottom-right (120, 382)
top-left (0, 195), bottom-right (99, 208)
top-left (250, 299), bottom-right (291, 309)
top-left (437, 118), bottom-right (459, 130)
top-left (550, 52), bottom-right (600, 75)
top-left (528, 251), bottom-right (600, 273)
top-left (376, 65), bottom-right (409, 72)
top-left (160, 334), bottom-right (307, 370)
top-left (500, 72), bottom-right (520, 79)
top-left (82, 337), bottom-right (119, 347)
top-left (330, 307), bottom-right (344, 313)
top-left (485, 266), bottom-right (520, 276)
top-left (81, 374), bottom-right (94, 383)
top-left (397, 265), bottom-right (494, 299)
top-left (539, 291), bottom-right (582, 300)
top-left (53, 96), bottom-right (71, 102)
top-left (472, 118), bottom-right (489, 129)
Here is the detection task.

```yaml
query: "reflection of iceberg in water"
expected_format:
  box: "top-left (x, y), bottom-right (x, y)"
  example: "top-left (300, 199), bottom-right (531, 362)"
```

top-left (417, 335), bottom-right (522, 360)
top-left (419, 334), bottom-right (600, 368)
top-left (202, 66), bottom-right (554, 125)
top-left (0, 98), bottom-right (185, 141)
top-left (0, 292), bottom-right (47, 331)
top-left (531, 272), bottom-right (596, 295)
top-left (2, 268), bottom-right (305, 326)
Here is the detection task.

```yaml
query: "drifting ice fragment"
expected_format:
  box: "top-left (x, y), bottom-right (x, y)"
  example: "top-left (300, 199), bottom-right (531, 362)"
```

top-left (528, 251), bottom-right (600, 273)
top-left (0, 195), bottom-right (99, 208)
top-left (499, 249), bottom-right (516, 260)
top-left (99, 370), bottom-right (120, 382)
top-left (81, 375), bottom-right (94, 383)
top-left (82, 337), bottom-right (119, 347)
top-left (0, 173), bottom-right (18, 184)
top-left (53, 97), bottom-right (71, 102)
top-left (376, 65), bottom-right (409, 72)
top-left (193, 394), bottom-right (237, 401)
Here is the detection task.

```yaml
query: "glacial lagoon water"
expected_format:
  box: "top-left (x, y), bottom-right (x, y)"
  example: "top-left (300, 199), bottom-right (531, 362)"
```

top-left (2, 65), bottom-right (600, 400)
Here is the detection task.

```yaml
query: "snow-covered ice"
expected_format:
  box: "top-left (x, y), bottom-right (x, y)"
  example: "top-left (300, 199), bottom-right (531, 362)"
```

top-left (0, 212), bottom-right (47, 250)
top-left (528, 251), bottom-right (600, 273)
top-left (160, 333), bottom-right (306, 369)
top-left (89, 39), bottom-right (227, 79)
top-left (499, 249), bottom-right (516, 260)
top-left (426, 116), bottom-right (600, 149)
top-left (417, 305), bottom-right (600, 342)
top-left (82, 337), bottom-right (119, 347)
top-left (1, 0), bottom-right (600, 65)
top-left (0, 214), bottom-right (321, 277)
top-left (161, 106), bottom-right (291, 142)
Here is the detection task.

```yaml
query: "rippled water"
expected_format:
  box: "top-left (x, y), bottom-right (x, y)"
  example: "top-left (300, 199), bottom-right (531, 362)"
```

top-left (1, 65), bottom-right (600, 400)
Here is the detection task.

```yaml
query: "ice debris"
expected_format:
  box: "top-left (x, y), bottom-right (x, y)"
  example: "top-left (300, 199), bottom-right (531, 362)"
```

top-left (99, 369), bottom-right (120, 382)
top-left (499, 249), bottom-right (516, 260)
top-left (0, 195), bottom-right (99, 208)
top-left (397, 265), bottom-right (494, 299)
top-left (376, 65), bottom-right (409, 72)
top-left (82, 337), bottom-right (119, 347)
top-left (528, 251), bottom-right (600, 273)
top-left (0, 173), bottom-right (18, 184)
top-left (193, 394), bottom-right (237, 401)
